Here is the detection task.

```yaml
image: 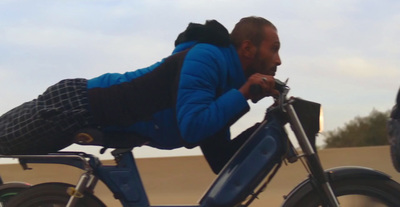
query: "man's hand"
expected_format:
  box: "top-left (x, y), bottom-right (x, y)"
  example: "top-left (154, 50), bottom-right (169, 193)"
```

top-left (239, 73), bottom-right (279, 103)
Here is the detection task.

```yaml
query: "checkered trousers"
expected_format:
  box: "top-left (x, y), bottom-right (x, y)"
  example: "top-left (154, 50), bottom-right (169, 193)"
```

top-left (0, 79), bottom-right (94, 155)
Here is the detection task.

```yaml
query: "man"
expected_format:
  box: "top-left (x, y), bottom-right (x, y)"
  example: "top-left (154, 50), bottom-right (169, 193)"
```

top-left (388, 88), bottom-right (400, 172)
top-left (0, 16), bottom-right (281, 174)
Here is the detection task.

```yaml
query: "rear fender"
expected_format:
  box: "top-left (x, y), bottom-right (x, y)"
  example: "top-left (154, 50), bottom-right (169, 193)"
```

top-left (0, 182), bottom-right (31, 191)
top-left (281, 166), bottom-right (391, 207)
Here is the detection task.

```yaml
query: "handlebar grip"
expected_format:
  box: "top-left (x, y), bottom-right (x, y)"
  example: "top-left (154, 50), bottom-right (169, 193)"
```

top-left (249, 84), bottom-right (262, 96)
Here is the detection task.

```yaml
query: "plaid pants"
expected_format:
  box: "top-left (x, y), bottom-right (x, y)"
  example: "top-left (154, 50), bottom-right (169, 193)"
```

top-left (0, 79), bottom-right (94, 155)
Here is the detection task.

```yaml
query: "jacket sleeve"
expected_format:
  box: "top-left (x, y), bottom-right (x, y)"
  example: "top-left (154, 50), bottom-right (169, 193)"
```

top-left (176, 44), bottom-right (249, 144)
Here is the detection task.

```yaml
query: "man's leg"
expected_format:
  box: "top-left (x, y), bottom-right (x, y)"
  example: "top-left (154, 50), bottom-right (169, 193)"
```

top-left (200, 123), bottom-right (260, 174)
top-left (0, 79), bottom-right (93, 155)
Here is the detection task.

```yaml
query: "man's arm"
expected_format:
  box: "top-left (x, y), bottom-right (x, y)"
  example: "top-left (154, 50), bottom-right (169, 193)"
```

top-left (176, 44), bottom-right (249, 145)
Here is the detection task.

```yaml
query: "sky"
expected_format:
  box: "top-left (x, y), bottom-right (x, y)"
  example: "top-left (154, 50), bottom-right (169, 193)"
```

top-left (1, 0), bottom-right (399, 161)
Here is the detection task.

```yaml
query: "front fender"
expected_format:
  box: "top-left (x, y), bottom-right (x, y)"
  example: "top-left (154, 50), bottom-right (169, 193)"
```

top-left (281, 166), bottom-right (391, 207)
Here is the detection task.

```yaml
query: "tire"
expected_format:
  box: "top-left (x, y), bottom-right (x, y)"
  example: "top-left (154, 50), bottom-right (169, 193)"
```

top-left (6, 182), bottom-right (106, 207)
top-left (0, 182), bottom-right (30, 205)
top-left (288, 178), bottom-right (400, 207)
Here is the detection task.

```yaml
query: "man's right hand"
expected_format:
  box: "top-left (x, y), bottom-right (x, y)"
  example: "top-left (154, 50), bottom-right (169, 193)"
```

top-left (239, 73), bottom-right (279, 103)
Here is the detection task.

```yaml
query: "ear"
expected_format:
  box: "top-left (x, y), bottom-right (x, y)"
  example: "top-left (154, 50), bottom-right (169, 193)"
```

top-left (239, 40), bottom-right (256, 58)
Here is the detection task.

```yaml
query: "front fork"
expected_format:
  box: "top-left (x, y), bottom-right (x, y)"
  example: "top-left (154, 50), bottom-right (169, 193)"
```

top-left (286, 104), bottom-right (340, 207)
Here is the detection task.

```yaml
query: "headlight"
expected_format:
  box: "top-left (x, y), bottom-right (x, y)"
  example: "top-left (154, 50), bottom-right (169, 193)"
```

top-left (291, 98), bottom-right (322, 149)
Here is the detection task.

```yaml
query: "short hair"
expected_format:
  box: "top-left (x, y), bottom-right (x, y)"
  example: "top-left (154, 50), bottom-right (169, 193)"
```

top-left (230, 16), bottom-right (276, 49)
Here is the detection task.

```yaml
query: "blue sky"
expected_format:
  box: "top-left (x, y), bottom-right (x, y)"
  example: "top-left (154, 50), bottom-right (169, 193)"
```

top-left (1, 0), bottom-right (399, 159)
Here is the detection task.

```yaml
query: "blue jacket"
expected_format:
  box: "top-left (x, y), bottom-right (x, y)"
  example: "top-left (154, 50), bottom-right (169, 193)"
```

top-left (87, 43), bottom-right (249, 149)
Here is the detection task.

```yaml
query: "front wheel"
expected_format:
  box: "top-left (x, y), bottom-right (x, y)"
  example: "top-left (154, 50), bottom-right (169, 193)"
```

top-left (6, 182), bottom-right (106, 207)
top-left (284, 178), bottom-right (400, 207)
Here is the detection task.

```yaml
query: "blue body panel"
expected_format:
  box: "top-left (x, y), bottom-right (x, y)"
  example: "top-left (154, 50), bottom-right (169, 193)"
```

top-left (199, 117), bottom-right (287, 207)
top-left (94, 152), bottom-right (150, 207)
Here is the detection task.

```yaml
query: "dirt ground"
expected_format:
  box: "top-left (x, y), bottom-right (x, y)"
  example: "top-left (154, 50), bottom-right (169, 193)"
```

top-left (0, 145), bottom-right (399, 206)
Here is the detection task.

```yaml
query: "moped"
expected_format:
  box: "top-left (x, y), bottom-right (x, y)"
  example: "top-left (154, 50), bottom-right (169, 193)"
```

top-left (2, 80), bottom-right (400, 207)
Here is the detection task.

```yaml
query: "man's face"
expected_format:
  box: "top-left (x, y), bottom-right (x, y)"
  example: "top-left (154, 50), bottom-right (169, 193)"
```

top-left (248, 26), bottom-right (281, 76)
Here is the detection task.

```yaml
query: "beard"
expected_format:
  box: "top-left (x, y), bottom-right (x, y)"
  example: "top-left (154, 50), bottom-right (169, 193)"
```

top-left (250, 49), bottom-right (276, 76)
top-left (248, 60), bottom-right (276, 76)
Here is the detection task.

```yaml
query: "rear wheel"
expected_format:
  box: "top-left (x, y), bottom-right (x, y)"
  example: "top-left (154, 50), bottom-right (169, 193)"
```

top-left (6, 182), bottom-right (105, 207)
top-left (284, 178), bottom-right (400, 206)
top-left (0, 182), bottom-right (30, 206)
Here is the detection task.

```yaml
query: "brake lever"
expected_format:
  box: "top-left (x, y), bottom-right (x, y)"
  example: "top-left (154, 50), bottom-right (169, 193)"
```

top-left (275, 78), bottom-right (290, 112)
